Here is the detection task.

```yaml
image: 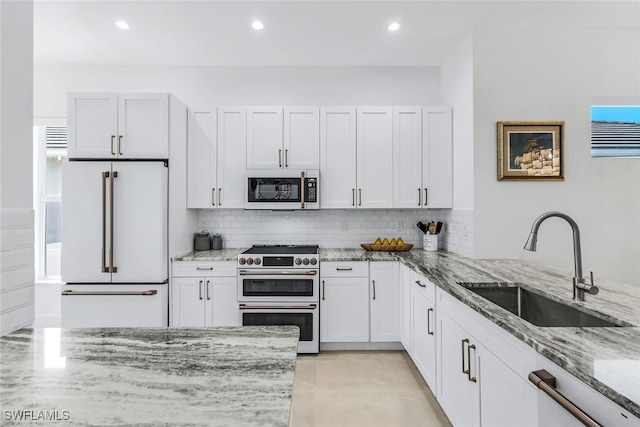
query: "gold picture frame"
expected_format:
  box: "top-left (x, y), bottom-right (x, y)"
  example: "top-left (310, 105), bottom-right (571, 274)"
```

top-left (497, 121), bottom-right (565, 181)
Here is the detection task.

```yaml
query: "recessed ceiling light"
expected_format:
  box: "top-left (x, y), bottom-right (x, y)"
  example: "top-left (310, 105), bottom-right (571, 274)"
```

top-left (388, 22), bottom-right (400, 32)
top-left (115, 20), bottom-right (130, 30)
top-left (252, 20), bottom-right (264, 30)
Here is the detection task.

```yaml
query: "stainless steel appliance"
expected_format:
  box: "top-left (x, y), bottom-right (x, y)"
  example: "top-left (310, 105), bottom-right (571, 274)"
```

top-left (61, 160), bottom-right (168, 327)
top-left (238, 245), bottom-right (320, 353)
top-left (245, 170), bottom-right (319, 210)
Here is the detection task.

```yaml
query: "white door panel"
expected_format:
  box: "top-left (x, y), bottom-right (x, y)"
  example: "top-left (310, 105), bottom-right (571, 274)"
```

top-left (111, 161), bottom-right (168, 283)
top-left (118, 93), bottom-right (169, 158)
top-left (284, 107), bottom-right (319, 169)
top-left (217, 107), bottom-right (247, 208)
top-left (67, 93), bottom-right (118, 158)
top-left (62, 161), bottom-right (113, 283)
top-left (320, 108), bottom-right (357, 208)
top-left (187, 109), bottom-right (217, 208)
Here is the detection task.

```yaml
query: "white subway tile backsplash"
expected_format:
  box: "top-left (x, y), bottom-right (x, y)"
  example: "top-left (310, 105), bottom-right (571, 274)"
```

top-left (196, 208), bottom-right (474, 256)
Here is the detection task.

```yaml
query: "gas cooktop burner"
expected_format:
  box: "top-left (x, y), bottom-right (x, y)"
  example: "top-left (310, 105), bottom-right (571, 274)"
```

top-left (242, 245), bottom-right (319, 255)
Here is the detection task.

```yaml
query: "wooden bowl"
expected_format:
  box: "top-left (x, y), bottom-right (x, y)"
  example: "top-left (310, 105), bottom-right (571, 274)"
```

top-left (361, 243), bottom-right (413, 252)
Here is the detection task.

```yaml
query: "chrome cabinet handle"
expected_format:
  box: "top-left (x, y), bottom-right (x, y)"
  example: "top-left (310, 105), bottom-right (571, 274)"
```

top-left (218, 188), bottom-right (222, 206)
top-left (322, 280), bottom-right (325, 300)
top-left (415, 280), bottom-right (426, 288)
top-left (212, 188), bottom-right (216, 206)
top-left (462, 338), bottom-right (470, 375)
top-left (109, 171), bottom-right (118, 273)
top-left (278, 149), bottom-right (282, 168)
top-left (427, 308), bottom-right (434, 335)
top-left (529, 370), bottom-right (602, 427)
top-left (372, 280), bottom-right (376, 300)
top-left (101, 171), bottom-right (109, 273)
top-left (418, 188), bottom-right (421, 206)
top-left (352, 189), bottom-right (355, 207)
top-left (118, 135), bottom-right (123, 155)
top-left (199, 280), bottom-right (203, 300)
top-left (110, 135), bottom-right (116, 155)
top-left (424, 188), bottom-right (428, 206)
top-left (467, 344), bottom-right (477, 382)
top-left (206, 280), bottom-right (211, 300)
top-left (285, 149), bottom-right (288, 168)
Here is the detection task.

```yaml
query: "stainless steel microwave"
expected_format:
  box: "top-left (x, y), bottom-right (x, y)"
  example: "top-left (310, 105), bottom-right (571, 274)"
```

top-left (245, 170), bottom-right (319, 210)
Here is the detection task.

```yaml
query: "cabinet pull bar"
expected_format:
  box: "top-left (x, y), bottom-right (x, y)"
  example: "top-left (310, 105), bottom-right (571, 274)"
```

top-left (110, 135), bottom-right (116, 155)
top-left (212, 188), bottom-right (216, 206)
top-left (285, 149), bottom-right (288, 168)
top-left (279, 149), bottom-right (282, 168)
top-left (336, 268), bottom-right (353, 271)
top-left (206, 280), bottom-right (211, 300)
top-left (352, 189), bottom-right (355, 206)
top-left (427, 308), bottom-right (434, 335)
top-left (462, 338), bottom-right (470, 375)
top-left (424, 188), bottom-right (428, 206)
top-left (196, 267), bottom-right (214, 271)
top-left (322, 280), bottom-right (325, 300)
top-left (418, 188), bottom-right (421, 206)
top-left (199, 280), bottom-right (203, 300)
top-left (218, 188), bottom-right (222, 206)
top-left (62, 290), bottom-right (157, 296)
top-left (467, 344), bottom-right (477, 382)
top-left (358, 188), bottom-right (362, 206)
top-left (372, 280), bottom-right (376, 300)
top-left (118, 135), bottom-right (123, 155)
top-left (415, 280), bottom-right (426, 288)
top-left (529, 370), bottom-right (602, 427)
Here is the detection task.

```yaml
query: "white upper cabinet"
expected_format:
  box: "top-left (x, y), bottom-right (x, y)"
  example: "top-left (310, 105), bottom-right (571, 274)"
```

top-left (357, 107), bottom-right (393, 208)
top-left (187, 107), bottom-right (246, 209)
top-left (284, 107), bottom-right (320, 169)
top-left (320, 107), bottom-right (357, 208)
top-left (68, 92), bottom-right (169, 159)
top-left (393, 107), bottom-right (453, 208)
top-left (246, 107), bottom-right (319, 170)
top-left (423, 107), bottom-right (453, 208)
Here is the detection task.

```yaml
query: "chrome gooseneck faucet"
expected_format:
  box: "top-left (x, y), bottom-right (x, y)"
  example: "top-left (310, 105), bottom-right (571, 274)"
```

top-left (524, 211), bottom-right (598, 301)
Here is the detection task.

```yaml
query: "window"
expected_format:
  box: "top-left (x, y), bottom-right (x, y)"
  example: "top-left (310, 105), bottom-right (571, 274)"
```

top-left (34, 125), bottom-right (67, 280)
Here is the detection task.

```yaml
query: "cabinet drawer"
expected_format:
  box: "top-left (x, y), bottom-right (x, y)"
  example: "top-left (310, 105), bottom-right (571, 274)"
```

top-left (172, 261), bottom-right (236, 277)
top-left (321, 261), bottom-right (368, 277)
top-left (410, 272), bottom-right (435, 300)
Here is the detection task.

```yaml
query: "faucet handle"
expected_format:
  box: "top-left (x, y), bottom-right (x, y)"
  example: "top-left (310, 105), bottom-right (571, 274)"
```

top-left (587, 271), bottom-right (599, 295)
top-left (576, 271), bottom-right (599, 296)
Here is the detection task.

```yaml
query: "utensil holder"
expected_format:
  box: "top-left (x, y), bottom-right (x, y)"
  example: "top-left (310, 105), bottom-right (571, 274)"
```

top-left (423, 234), bottom-right (438, 252)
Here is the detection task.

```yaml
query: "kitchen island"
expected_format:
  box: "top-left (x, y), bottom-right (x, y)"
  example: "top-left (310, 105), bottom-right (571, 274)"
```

top-left (0, 326), bottom-right (299, 426)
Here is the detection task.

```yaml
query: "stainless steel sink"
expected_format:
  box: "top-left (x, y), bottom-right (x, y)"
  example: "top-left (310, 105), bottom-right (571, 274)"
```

top-left (460, 283), bottom-right (630, 327)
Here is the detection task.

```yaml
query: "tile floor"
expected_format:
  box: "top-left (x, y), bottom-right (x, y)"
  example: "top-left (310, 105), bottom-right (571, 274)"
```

top-left (290, 351), bottom-right (452, 427)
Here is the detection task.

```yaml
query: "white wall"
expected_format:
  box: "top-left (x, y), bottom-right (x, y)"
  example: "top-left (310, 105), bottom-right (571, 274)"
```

top-left (34, 65), bottom-right (441, 118)
top-left (473, 24), bottom-right (640, 287)
top-left (1, 0), bottom-right (35, 335)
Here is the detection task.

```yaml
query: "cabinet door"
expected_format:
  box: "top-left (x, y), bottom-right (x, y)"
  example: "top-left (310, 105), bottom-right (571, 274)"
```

top-left (217, 107), bottom-right (247, 208)
top-left (117, 93), bottom-right (169, 159)
top-left (399, 265), bottom-right (412, 353)
top-left (357, 107), bottom-right (393, 208)
top-left (111, 161), bottom-right (168, 283)
top-left (320, 107), bottom-right (357, 209)
top-left (320, 277), bottom-right (369, 342)
top-left (411, 286), bottom-right (437, 390)
top-left (423, 107), bottom-right (452, 208)
top-left (370, 262), bottom-right (400, 342)
top-left (187, 108), bottom-right (217, 208)
top-left (284, 107), bottom-right (319, 169)
top-left (246, 107), bottom-right (283, 169)
top-left (172, 277), bottom-right (205, 327)
top-left (437, 311), bottom-right (480, 427)
top-left (67, 93), bottom-right (118, 159)
top-left (393, 107), bottom-right (423, 208)
top-left (205, 276), bottom-right (241, 327)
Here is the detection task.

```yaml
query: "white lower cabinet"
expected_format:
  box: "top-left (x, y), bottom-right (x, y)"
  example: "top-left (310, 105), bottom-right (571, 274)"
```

top-left (320, 262), bottom-right (369, 342)
top-left (410, 272), bottom-right (437, 391)
top-left (399, 265), bottom-right (413, 353)
top-left (171, 261), bottom-right (240, 327)
top-left (369, 262), bottom-right (400, 342)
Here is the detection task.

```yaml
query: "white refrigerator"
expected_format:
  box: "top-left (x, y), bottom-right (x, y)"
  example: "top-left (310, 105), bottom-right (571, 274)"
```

top-left (61, 160), bottom-right (169, 327)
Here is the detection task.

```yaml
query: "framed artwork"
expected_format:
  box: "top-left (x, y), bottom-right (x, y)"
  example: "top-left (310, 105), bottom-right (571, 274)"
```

top-left (497, 121), bottom-right (564, 181)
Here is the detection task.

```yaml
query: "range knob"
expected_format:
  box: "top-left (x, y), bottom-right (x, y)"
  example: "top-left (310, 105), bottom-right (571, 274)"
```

top-left (303, 258), bottom-right (310, 265)
top-left (255, 258), bottom-right (261, 265)
top-left (310, 258), bottom-right (317, 265)
top-left (295, 258), bottom-right (302, 265)
top-left (239, 258), bottom-right (246, 265)
top-left (246, 258), bottom-right (254, 265)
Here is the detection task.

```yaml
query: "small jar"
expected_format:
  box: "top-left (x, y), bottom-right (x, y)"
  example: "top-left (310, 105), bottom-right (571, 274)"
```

top-left (194, 232), bottom-right (210, 251)
top-left (211, 233), bottom-right (223, 250)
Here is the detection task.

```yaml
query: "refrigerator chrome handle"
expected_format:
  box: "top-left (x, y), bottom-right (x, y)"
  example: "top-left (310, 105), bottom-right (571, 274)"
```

top-left (110, 171), bottom-right (118, 273)
top-left (101, 171), bottom-right (109, 273)
top-left (62, 290), bottom-right (158, 296)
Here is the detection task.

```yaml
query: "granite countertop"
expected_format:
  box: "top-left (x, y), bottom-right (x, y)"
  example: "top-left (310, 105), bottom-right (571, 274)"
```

top-left (321, 248), bottom-right (640, 418)
top-left (171, 248), bottom-right (247, 262)
top-left (0, 326), bottom-right (299, 426)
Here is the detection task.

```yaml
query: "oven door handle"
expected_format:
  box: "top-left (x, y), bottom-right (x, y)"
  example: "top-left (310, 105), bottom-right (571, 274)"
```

top-left (239, 304), bottom-right (317, 310)
top-left (238, 270), bottom-right (317, 276)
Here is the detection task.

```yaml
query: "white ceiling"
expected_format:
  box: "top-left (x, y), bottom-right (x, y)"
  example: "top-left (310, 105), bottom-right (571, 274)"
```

top-left (33, 1), bottom-right (639, 67)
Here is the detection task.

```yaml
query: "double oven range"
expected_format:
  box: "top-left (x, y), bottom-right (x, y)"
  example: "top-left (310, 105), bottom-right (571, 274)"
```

top-left (237, 245), bottom-right (320, 353)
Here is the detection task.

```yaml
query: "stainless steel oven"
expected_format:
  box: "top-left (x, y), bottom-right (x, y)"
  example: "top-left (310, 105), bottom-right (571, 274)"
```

top-left (238, 245), bottom-right (320, 353)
